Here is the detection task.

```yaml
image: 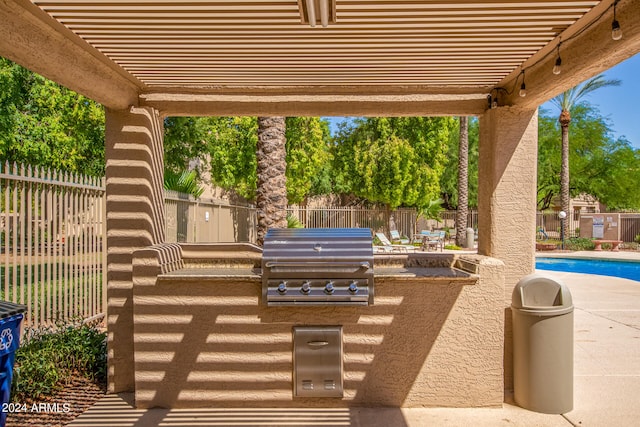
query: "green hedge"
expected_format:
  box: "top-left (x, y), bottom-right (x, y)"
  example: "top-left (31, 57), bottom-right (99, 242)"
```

top-left (11, 322), bottom-right (106, 402)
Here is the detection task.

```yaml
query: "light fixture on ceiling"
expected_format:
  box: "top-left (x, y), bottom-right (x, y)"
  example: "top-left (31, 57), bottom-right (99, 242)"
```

top-left (553, 42), bottom-right (562, 75)
top-left (488, 87), bottom-right (508, 109)
top-left (300, 0), bottom-right (336, 28)
top-left (519, 71), bottom-right (527, 97)
top-left (611, 0), bottom-right (622, 40)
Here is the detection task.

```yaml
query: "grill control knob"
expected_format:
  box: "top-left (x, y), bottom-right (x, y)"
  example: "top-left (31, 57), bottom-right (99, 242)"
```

top-left (301, 281), bottom-right (312, 294)
top-left (277, 282), bottom-right (287, 294)
top-left (348, 281), bottom-right (359, 294)
top-left (324, 281), bottom-right (335, 294)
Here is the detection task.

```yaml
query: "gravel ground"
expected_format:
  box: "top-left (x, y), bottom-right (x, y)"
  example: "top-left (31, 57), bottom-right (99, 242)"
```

top-left (5, 376), bottom-right (106, 427)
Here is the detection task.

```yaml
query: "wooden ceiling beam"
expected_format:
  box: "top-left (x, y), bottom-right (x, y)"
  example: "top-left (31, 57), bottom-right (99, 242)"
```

top-left (139, 92), bottom-right (489, 118)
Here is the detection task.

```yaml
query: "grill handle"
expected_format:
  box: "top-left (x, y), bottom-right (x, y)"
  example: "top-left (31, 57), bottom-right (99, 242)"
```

top-left (264, 261), bottom-right (371, 269)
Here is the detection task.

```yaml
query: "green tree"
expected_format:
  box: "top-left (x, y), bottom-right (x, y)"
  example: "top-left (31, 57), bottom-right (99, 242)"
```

top-left (592, 141), bottom-right (640, 209)
top-left (549, 75), bottom-right (620, 218)
top-left (537, 103), bottom-right (640, 210)
top-left (332, 117), bottom-right (454, 209)
top-left (163, 116), bottom-right (210, 174)
top-left (167, 116), bottom-right (331, 204)
top-left (285, 117), bottom-right (332, 204)
top-left (204, 116), bottom-right (259, 200)
top-left (0, 58), bottom-right (29, 146)
top-left (0, 58), bottom-right (105, 176)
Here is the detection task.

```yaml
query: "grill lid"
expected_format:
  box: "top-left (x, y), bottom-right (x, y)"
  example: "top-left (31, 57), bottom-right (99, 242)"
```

top-left (262, 228), bottom-right (373, 262)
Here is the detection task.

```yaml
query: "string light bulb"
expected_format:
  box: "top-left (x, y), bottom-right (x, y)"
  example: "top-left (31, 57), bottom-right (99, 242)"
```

top-left (492, 97), bottom-right (499, 108)
top-left (612, 0), bottom-right (622, 40)
top-left (553, 43), bottom-right (562, 75)
top-left (519, 71), bottom-right (527, 97)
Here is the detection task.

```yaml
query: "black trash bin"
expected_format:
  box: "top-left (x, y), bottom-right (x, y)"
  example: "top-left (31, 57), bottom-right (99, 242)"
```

top-left (0, 301), bottom-right (27, 426)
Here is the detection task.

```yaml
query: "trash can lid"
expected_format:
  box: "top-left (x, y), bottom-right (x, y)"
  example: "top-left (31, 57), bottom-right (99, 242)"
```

top-left (0, 301), bottom-right (27, 319)
top-left (512, 273), bottom-right (573, 314)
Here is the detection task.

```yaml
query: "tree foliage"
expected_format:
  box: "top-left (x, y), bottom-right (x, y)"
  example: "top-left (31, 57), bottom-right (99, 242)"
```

top-left (164, 116), bottom-right (331, 203)
top-left (549, 74), bottom-right (621, 217)
top-left (537, 103), bottom-right (640, 210)
top-left (285, 117), bottom-right (332, 203)
top-left (0, 58), bottom-right (105, 176)
top-left (5, 58), bottom-right (640, 212)
top-left (332, 117), bottom-right (455, 209)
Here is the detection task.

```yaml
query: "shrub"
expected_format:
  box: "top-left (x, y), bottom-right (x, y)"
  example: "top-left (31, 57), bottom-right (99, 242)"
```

top-left (444, 244), bottom-right (461, 250)
top-left (564, 237), bottom-right (595, 251)
top-left (635, 234), bottom-right (640, 244)
top-left (286, 213), bottom-right (304, 228)
top-left (11, 322), bottom-right (107, 402)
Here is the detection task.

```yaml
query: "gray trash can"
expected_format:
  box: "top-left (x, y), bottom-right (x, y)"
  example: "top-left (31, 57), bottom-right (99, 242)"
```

top-left (512, 273), bottom-right (573, 414)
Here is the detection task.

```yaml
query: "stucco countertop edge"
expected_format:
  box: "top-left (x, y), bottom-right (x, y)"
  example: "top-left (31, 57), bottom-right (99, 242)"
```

top-left (158, 268), bottom-right (261, 282)
top-left (375, 267), bottom-right (479, 285)
top-left (158, 267), bottom-right (478, 285)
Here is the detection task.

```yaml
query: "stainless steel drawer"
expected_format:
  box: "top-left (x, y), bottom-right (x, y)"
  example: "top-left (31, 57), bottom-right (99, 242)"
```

top-left (293, 326), bottom-right (343, 398)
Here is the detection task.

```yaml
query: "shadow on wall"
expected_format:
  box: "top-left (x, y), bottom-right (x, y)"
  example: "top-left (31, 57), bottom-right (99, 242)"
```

top-left (132, 277), bottom-right (483, 409)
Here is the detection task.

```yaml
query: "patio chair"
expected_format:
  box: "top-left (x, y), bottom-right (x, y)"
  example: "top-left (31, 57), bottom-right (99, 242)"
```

top-left (374, 232), bottom-right (415, 253)
top-left (432, 230), bottom-right (446, 251)
top-left (390, 229), bottom-right (411, 245)
top-left (415, 230), bottom-right (442, 252)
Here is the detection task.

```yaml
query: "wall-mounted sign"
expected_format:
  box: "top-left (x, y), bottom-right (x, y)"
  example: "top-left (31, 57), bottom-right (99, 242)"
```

top-left (593, 216), bottom-right (604, 238)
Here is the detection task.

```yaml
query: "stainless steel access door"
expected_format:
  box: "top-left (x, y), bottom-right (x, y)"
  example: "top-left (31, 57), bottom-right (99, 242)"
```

top-left (293, 326), bottom-right (343, 398)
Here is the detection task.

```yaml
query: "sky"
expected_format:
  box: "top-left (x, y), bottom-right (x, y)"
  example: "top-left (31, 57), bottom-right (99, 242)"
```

top-left (325, 52), bottom-right (640, 149)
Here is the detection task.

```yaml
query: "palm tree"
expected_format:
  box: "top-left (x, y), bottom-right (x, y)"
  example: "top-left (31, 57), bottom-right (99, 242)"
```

top-left (550, 75), bottom-right (620, 229)
top-left (256, 117), bottom-right (288, 246)
top-left (164, 170), bottom-right (204, 198)
top-left (456, 116), bottom-right (469, 247)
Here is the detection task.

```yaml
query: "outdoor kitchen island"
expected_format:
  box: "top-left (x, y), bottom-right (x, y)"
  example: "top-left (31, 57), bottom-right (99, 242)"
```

top-left (131, 242), bottom-right (505, 409)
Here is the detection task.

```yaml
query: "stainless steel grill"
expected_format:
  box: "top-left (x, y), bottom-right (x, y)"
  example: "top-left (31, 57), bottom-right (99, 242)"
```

top-left (262, 228), bottom-right (374, 306)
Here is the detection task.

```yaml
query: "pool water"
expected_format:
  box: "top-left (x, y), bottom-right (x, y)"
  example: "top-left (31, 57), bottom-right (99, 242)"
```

top-left (536, 257), bottom-right (640, 282)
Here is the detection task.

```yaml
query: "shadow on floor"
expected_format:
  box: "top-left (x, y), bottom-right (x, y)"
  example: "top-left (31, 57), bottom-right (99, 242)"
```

top-left (68, 393), bottom-right (409, 427)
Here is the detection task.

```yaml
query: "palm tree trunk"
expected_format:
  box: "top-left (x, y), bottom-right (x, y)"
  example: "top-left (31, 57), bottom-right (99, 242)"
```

top-left (256, 117), bottom-right (288, 246)
top-left (560, 118), bottom-right (570, 232)
top-left (456, 116), bottom-right (469, 247)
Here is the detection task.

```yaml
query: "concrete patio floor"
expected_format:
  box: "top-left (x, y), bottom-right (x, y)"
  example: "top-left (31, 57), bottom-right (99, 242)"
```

top-left (70, 253), bottom-right (640, 427)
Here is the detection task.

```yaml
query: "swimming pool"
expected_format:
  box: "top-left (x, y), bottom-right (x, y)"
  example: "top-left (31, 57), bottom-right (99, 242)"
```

top-left (536, 257), bottom-right (640, 282)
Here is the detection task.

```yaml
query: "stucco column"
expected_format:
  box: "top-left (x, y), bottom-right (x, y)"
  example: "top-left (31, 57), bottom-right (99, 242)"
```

top-left (478, 106), bottom-right (538, 295)
top-left (105, 106), bottom-right (165, 393)
top-left (478, 106), bottom-right (538, 390)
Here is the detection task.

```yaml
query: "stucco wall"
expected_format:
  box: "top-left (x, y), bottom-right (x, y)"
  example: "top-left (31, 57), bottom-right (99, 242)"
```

top-left (105, 106), bottom-right (165, 393)
top-left (132, 252), bottom-right (504, 409)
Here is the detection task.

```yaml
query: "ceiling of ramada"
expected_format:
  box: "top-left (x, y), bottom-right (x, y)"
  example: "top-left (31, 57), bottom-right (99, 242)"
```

top-left (32, 0), bottom-right (602, 88)
top-left (1, 1), bottom-right (638, 115)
